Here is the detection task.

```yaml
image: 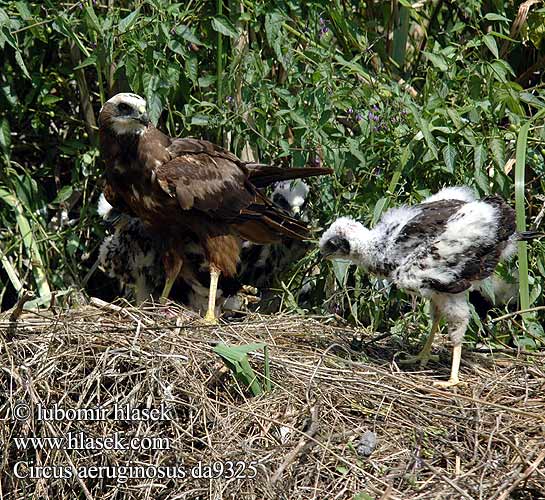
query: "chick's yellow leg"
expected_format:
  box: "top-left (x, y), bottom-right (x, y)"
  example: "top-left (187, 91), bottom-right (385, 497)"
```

top-left (204, 265), bottom-right (221, 324)
top-left (400, 302), bottom-right (440, 368)
top-left (433, 343), bottom-right (462, 388)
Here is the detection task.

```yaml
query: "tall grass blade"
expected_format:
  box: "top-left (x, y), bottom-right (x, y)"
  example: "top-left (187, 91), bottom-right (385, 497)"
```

top-left (0, 247), bottom-right (23, 293)
top-left (392, 4), bottom-right (410, 70)
top-left (515, 107), bottom-right (545, 324)
top-left (0, 187), bottom-right (51, 304)
top-left (515, 121), bottom-right (530, 318)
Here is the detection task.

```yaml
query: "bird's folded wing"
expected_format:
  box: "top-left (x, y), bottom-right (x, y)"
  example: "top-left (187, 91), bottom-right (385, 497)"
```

top-left (399, 198), bottom-right (515, 294)
top-left (155, 151), bottom-right (255, 218)
top-left (395, 199), bottom-right (465, 248)
top-left (166, 137), bottom-right (242, 164)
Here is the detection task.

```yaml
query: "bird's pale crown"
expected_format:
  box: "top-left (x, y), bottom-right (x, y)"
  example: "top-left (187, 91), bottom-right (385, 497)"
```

top-left (102, 93), bottom-right (147, 114)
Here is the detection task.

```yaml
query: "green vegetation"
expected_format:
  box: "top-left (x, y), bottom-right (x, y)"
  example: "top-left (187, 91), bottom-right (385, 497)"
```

top-left (1, 0), bottom-right (544, 347)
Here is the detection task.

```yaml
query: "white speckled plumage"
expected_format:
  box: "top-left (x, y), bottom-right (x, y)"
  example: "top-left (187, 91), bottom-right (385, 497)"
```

top-left (319, 186), bottom-right (535, 387)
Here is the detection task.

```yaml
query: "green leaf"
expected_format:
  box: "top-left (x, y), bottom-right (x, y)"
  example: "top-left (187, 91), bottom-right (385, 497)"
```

top-left (118, 8), bottom-right (140, 33)
top-left (372, 196), bottom-right (389, 225)
top-left (15, 50), bottom-right (31, 78)
top-left (265, 11), bottom-right (285, 66)
top-left (185, 56), bottom-right (198, 84)
top-left (416, 115), bottom-right (438, 159)
top-left (175, 24), bottom-right (203, 45)
top-left (198, 75), bottom-right (215, 88)
top-left (483, 34), bottom-right (499, 59)
top-left (73, 54), bottom-right (97, 70)
top-left (191, 115), bottom-right (209, 126)
top-left (489, 137), bottom-right (505, 169)
top-left (84, 4), bottom-right (102, 33)
top-left (484, 13), bottom-right (510, 22)
top-left (53, 185), bottom-right (73, 204)
top-left (526, 316), bottom-right (544, 339)
top-left (213, 343), bottom-right (267, 396)
top-left (442, 142), bottom-right (457, 173)
top-left (520, 92), bottom-right (545, 109)
top-left (474, 143), bottom-right (489, 192)
top-left (211, 15), bottom-right (238, 38)
top-left (0, 118), bottom-right (11, 153)
top-left (42, 95), bottom-right (63, 105)
top-left (422, 51), bottom-right (448, 71)
top-left (332, 259), bottom-right (350, 287)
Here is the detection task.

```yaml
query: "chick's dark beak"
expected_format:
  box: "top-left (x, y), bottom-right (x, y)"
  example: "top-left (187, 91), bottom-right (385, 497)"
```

top-left (321, 236), bottom-right (350, 258)
top-left (138, 112), bottom-right (150, 126)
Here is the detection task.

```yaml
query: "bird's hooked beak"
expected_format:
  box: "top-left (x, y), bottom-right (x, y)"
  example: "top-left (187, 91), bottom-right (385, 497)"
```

top-left (137, 106), bottom-right (150, 126)
top-left (320, 236), bottom-right (350, 259)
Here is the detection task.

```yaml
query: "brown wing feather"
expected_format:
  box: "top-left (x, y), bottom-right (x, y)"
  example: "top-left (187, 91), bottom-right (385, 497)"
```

top-left (155, 153), bottom-right (254, 217)
top-left (396, 199), bottom-right (466, 245)
top-left (155, 138), bottom-right (314, 242)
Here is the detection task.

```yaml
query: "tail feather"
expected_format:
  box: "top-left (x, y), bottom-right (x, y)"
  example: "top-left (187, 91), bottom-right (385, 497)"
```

top-left (246, 165), bottom-right (333, 188)
top-left (517, 230), bottom-right (544, 241)
top-left (238, 204), bottom-right (310, 241)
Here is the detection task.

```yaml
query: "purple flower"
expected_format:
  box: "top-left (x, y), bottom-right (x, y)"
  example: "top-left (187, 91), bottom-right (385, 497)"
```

top-left (225, 95), bottom-right (234, 103)
top-left (312, 156), bottom-right (321, 167)
top-left (355, 113), bottom-right (363, 121)
top-left (77, 2), bottom-right (83, 9)
top-left (401, 109), bottom-right (408, 115)
top-left (347, 107), bottom-right (353, 115)
top-left (319, 17), bottom-right (325, 25)
top-left (372, 104), bottom-right (379, 111)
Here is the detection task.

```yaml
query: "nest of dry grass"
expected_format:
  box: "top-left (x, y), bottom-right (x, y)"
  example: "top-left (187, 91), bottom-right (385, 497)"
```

top-left (1, 299), bottom-right (544, 500)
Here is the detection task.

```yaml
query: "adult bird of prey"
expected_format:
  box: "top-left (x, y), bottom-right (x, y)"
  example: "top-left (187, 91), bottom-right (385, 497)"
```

top-left (98, 92), bottom-right (332, 322)
top-left (97, 180), bottom-right (311, 313)
top-left (319, 186), bottom-right (542, 388)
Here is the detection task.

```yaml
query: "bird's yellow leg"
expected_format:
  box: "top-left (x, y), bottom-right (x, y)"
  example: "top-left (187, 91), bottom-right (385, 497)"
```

top-left (433, 343), bottom-right (462, 388)
top-left (160, 275), bottom-right (177, 304)
top-left (204, 265), bottom-right (221, 324)
top-left (160, 254), bottom-right (182, 304)
top-left (400, 314), bottom-right (440, 368)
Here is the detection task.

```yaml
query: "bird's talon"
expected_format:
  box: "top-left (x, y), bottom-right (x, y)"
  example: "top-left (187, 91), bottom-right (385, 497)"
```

top-left (399, 352), bottom-right (438, 368)
top-left (433, 378), bottom-right (461, 388)
top-left (241, 285), bottom-right (258, 295)
top-left (203, 312), bottom-right (218, 325)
